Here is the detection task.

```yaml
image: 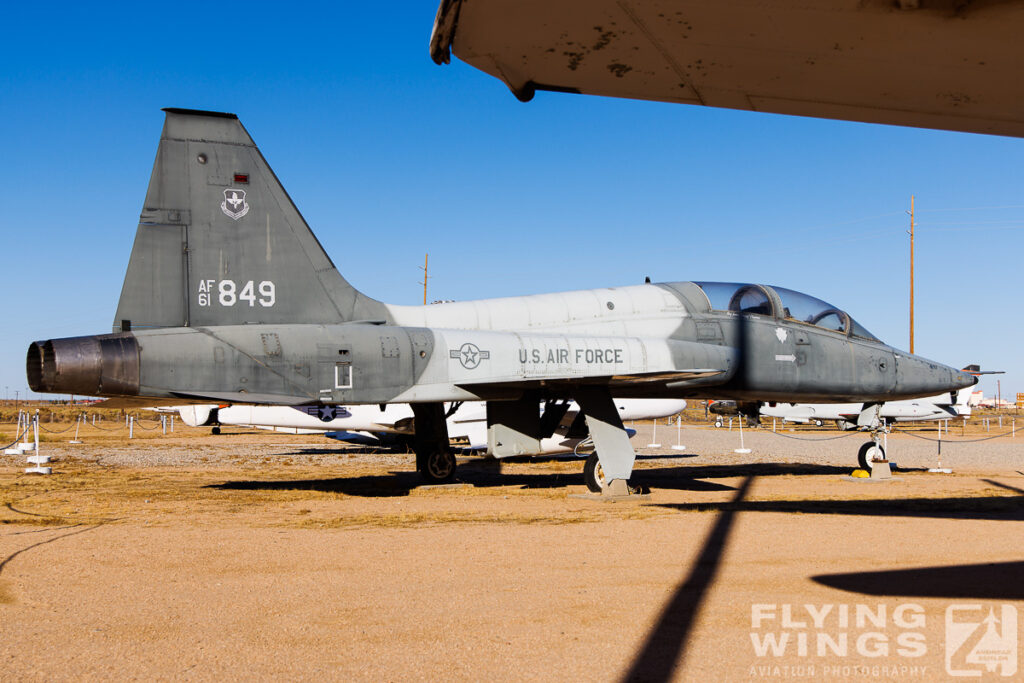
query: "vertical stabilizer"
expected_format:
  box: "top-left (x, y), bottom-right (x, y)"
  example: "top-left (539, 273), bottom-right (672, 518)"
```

top-left (114, 108), bottom-right (386, 331)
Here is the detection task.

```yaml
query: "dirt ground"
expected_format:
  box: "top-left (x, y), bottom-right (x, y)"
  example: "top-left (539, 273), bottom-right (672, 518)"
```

top-left (2, 422), bottom-right (1022, 681)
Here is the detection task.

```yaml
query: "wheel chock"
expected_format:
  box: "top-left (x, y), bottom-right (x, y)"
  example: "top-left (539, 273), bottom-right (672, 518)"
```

top-left (870, 461), bottom-right (892, 479)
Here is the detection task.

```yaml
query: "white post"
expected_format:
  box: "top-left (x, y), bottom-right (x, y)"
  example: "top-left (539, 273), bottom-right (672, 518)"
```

top-left (25, 412), bottom-right (51, 475)
top-left (672, 416), bottom-right (685, 450)
top-left (162, 415), bottom-right (167, 435)
top-left (647, 419), bottom-right (661, 448)
top-left (129, 416), bottom-right (134, 439)
top-left (170, 415), bottom-right (174, 433)
top-left (728, 417), bottom-right (733, 431)
top-left (929, 417), bottom-right (951, 473)
top-left (70, 413), bottom-right (83, 444)
top-left (735, 417), bottom-right (751, 453)
top-left (772, 417), bottom-right (776, 433)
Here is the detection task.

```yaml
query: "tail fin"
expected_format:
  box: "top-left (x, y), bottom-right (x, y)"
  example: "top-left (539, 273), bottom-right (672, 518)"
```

top-left (113, 108), bottom-right (386, 331)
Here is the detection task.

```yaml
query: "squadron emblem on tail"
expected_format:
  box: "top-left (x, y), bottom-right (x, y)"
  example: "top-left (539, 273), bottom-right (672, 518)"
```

top-left (221, 188), bottom-right (249, 220)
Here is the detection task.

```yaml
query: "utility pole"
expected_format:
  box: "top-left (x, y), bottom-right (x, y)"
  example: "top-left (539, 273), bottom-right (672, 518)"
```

top-left (907, 195), bottom-right (915, 354)
top-left (419, 253), bottom-right (429, 305)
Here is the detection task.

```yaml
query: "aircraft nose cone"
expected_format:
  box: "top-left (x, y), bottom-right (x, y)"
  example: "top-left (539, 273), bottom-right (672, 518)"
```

top-left (955, 369), bottom-right (979, 390)
top-left (895, 354), bottom-right (975, 398)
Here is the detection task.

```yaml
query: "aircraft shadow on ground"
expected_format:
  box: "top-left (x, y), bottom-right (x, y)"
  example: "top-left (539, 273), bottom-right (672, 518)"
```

top-left (812, 561), bottom-right (1024, 600)
top-left (208, 461), bottom-right (741, 498)
top-left (651, 494), bottom-right (1024, 521)
top-left (209, 460), bottom-right (857, 498)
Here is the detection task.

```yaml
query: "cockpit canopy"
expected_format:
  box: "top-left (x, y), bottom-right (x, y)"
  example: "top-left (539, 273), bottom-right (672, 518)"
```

top-left (693, 282), bottom-right (879, 341)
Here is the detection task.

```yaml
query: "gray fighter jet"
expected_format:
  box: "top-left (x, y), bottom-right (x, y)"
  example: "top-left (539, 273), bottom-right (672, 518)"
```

top-left (27, 109), bottom-right (974, 494)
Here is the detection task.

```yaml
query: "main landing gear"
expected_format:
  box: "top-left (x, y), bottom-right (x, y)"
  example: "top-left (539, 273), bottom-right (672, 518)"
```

top-left (417, 449), bottom-right (456, 483)
top-left (411, 403), bottom-right (456, 484)
top-left (583, 453), bottom-right (607, 493)
top-left (575, 387), bottom-right (638, 496)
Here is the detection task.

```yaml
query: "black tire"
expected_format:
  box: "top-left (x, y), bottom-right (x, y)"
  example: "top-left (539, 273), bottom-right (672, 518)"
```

top-left (857, 442), bottom-right (885, 470)
top-left (583, 452), bottom-right (606, 493)
top-left (420, 450), bottom-right (456, 483)
top-left (211, 426), bottom-right (221, 435)
top-left (813, 419), bottom-right (824, 427)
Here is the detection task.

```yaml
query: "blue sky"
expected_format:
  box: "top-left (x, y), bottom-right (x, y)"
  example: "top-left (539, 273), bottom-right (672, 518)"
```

top-left (2, 2), bottom-right (1021, 402)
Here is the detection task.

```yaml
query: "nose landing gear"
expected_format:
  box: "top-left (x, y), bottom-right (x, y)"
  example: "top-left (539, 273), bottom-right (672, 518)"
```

top-left (857, 440), bottom-right (886, 470)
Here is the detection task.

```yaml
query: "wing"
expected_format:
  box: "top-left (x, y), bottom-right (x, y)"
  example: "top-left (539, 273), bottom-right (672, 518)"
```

top-left (455, 367), bottom-right (726, 398)
top-left (432, 0), bottom-right (1024, 137)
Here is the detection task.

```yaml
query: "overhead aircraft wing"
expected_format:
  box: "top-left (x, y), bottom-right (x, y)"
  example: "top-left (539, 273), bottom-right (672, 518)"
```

top-left (431, 0), bottom-right (1024, 137)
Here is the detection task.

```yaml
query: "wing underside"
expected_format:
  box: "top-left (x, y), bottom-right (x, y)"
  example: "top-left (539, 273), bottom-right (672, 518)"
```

top-left (432, 0), bottom-right (1024, 137)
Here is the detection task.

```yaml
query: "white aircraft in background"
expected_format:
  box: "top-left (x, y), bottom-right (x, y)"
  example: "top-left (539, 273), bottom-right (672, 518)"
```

top-left (177, 399), bottom-right (686, 458)
top-left (759, 386), bottom-right (974, 430)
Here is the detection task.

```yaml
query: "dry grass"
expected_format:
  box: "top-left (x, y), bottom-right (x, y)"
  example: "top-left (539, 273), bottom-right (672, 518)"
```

top-left (0, 580), bottom-right (15, 605)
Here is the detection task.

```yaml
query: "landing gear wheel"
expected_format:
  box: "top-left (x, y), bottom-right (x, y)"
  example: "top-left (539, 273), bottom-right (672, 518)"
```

top-left (419, 450), bottom-right (456, 483)
top-left (211, 426), bottom-right (221, 435)
top-left (583, 452), bottom-right (607, 493)
top-left (857, 442), bottom-right (886, 470)
top-left (813, 419), bottom-right (824, 427)
top-left (714, 419), bottom-right (723, 429)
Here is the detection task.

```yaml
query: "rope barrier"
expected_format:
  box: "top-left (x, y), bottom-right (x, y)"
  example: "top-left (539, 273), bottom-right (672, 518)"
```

top-left (759, 429), bottom-right (862, 442)
top-left (0, 421), bottom-right (32, 450)
top-left (37, 420), bottom-right (78, 434)
top-left (899, 428), bottom-right (1018, 444)
top-left (90, 420), bottom-right (125, 431)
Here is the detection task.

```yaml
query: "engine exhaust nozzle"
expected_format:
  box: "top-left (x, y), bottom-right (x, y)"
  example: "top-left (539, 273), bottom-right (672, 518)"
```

top-left (27, 334), bottom-right (140, 397)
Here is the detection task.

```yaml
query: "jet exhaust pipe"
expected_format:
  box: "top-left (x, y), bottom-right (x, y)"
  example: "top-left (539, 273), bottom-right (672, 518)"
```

top-left (27, 334), bottom-right (140, 397)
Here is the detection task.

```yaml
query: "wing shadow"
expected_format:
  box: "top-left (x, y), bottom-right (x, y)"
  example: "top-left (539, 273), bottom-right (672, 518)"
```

top-left (812, 561), bottom-right (1024, 600)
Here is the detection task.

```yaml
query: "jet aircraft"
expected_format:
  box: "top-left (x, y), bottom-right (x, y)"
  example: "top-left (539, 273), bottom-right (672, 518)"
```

top-left (27, 109), bottom-right (975, 494)
top-left (760, 388), bottom-right (973, 431)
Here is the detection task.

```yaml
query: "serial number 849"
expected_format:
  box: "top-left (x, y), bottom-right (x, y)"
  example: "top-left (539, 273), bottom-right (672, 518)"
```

top-left (197, 280), bottom-right (276, 307)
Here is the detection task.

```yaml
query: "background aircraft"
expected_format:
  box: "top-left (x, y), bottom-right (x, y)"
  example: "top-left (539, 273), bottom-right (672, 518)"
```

top-left (26, 110), bottom-right (974, 494)
top-left (179, 399), bottom-right (686, 459)
top-left (760, 387), bottom-right (972, 429)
